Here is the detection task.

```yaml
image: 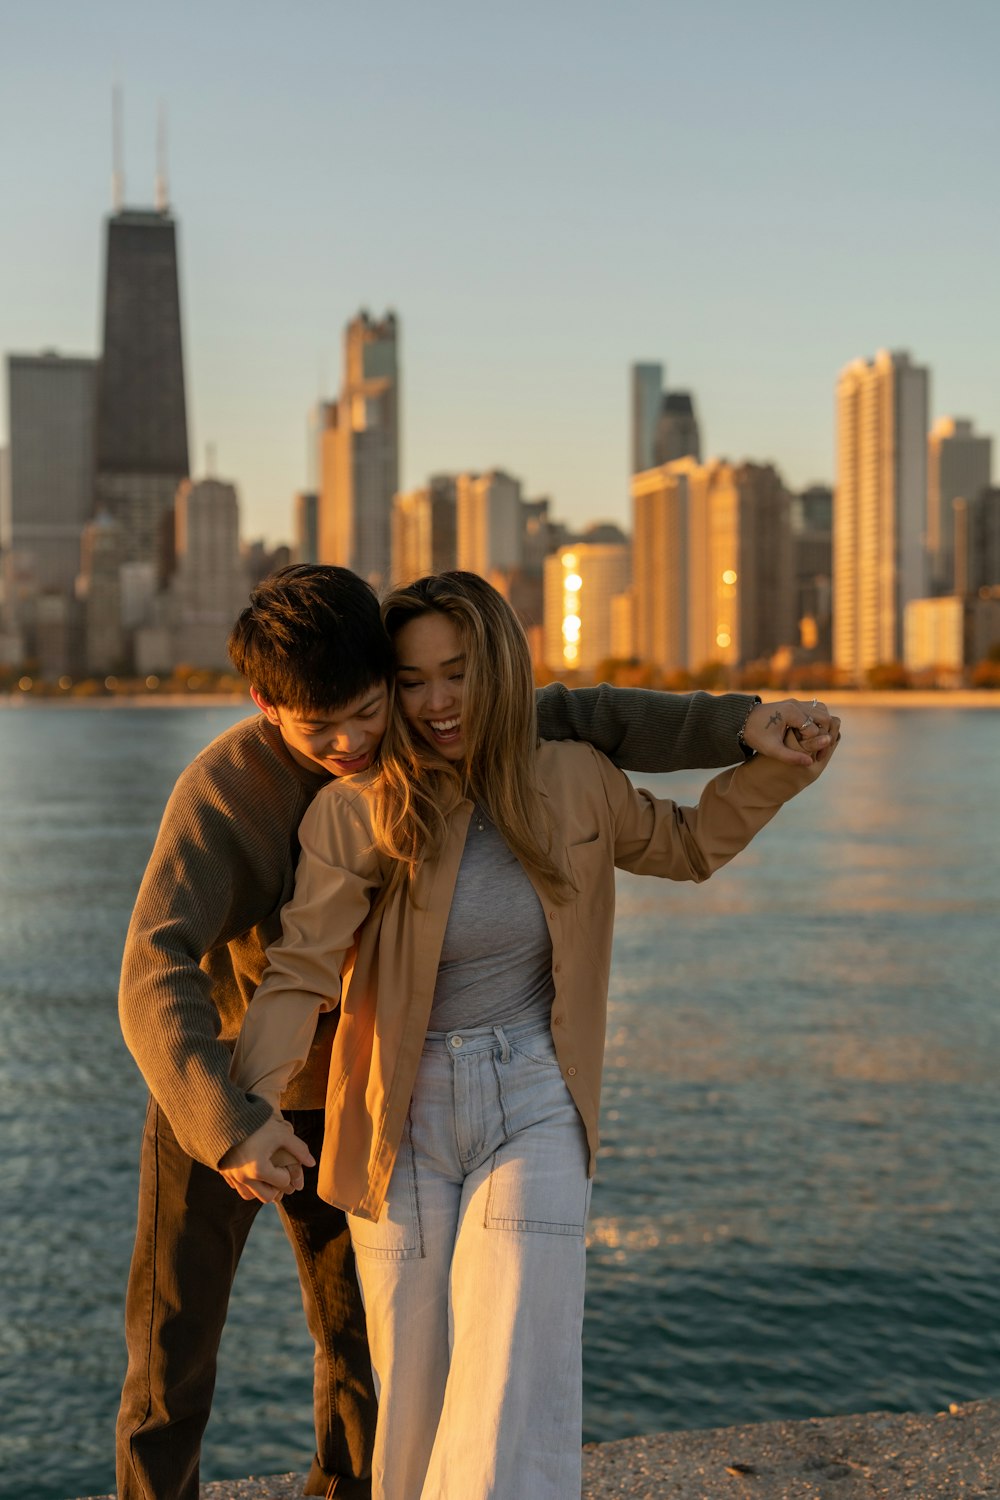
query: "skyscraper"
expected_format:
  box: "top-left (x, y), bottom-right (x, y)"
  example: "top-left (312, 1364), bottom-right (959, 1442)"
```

top-left (632, 457), bottom-right (793, 675)
top-left (455, 470), bottom-right (523, 575)
top-left (294, 491), bottom-right (319, 563)
top-left (631, 458), bottom-right (693, 672)
top-left (318, 311), bottom-right (399, 586)
top-left (543, 539), bottom-right (631, 674)
top-left (631, 362), bottom-right (702, 477)
top-left (170, 478), bottom-right (247, 669)
top-left (95, 206), bottom-right (189, 569)
top-left (834, 350), bottom-right (929, 679)
top-left (392, 475), bottom-right (457, 583)
top-left (927, 417), bottom-right (992, 594)
top-left (3, 352), bottom-right (97, 664)
top-left (654, 391), bottom-right (701, 466)
top-left (630, 363), bottom-right (664, 474)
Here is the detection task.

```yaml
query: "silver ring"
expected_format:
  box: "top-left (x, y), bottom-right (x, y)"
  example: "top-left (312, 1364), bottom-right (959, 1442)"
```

top-left (801, 716), bottom-right (815, 728)
top-left (811, 698), bottom-right (818, 708)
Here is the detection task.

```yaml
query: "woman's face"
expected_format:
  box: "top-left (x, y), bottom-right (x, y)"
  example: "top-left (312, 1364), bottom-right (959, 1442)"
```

top-left (393, 611), bottom-right (468, 762)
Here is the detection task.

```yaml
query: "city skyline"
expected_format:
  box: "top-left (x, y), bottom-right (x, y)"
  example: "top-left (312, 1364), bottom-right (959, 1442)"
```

top-left (2, 0), bottom-right (999, 544)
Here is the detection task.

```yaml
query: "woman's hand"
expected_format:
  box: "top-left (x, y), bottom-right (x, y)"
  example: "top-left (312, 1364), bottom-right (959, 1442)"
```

top-left (218, 1115), bottom-right (314, 1202)
top-left (742, 698), bottom-right (839, 766)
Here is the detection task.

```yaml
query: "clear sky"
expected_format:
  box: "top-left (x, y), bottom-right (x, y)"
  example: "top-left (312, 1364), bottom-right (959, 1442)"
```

top-left (2, 0), bottom-right (998, 543)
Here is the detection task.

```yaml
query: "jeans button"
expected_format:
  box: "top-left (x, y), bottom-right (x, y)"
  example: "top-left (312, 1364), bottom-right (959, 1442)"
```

top-left (450, 1035), bottom-right (463, 1049)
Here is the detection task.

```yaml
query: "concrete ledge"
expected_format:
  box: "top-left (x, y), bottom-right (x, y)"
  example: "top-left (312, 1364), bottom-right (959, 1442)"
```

top-left (73, 1398), bottom-right (998, 1498)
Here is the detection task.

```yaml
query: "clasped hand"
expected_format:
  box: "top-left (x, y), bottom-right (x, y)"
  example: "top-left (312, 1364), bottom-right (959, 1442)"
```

top-left (742, 698), bottom-right (839, 765)
top-left (218, 1114), bottom-right (314, 1203)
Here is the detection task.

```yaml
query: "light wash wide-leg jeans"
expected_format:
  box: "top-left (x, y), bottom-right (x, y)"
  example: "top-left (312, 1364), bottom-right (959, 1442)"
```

top-left (348, 1016), bottom-right (593, 1500)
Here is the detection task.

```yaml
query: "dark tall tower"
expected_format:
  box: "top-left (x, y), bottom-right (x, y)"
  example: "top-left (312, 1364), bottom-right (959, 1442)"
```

top-left (95, 207), bottom-right (189, 568)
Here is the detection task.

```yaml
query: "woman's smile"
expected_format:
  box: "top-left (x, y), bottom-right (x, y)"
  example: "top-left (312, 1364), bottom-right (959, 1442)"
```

top-left (394, 613), bottom-right (468, 762)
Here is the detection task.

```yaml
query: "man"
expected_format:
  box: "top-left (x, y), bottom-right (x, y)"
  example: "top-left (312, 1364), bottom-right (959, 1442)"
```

top-left (116, 564), bottom-right (835, 1500)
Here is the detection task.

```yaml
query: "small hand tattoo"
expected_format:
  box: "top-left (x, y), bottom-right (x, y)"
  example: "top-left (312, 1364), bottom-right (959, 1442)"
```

top-left (766, 711), bottom-right (782, 729)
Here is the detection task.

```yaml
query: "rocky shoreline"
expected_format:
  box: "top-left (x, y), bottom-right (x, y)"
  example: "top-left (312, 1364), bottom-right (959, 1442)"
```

top-left (73, 1398), bottom-right (998, 1498)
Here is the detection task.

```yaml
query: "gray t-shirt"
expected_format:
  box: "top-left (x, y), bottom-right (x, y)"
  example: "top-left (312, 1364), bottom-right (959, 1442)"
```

top-left (428, 810), bottom-right (555, 1033)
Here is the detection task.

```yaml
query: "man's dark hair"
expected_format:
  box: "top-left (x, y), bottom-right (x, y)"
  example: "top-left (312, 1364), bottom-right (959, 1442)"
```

top-left (228, 564), bottom-right (395, 713)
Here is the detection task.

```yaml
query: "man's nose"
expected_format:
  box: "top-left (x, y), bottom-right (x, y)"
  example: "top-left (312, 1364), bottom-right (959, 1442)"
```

top-left (330, 729), bottom-right (363, 754)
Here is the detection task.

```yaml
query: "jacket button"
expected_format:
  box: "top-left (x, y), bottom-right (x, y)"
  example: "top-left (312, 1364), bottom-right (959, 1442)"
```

top-left (552, 1014), bottom-right (563, 1026)
top-left (554, 961), bottom-right (562, 973)
top-left (566, 1066), bottom-right (577, 1076)
top-left (549, 911), bottom-right (556, 920)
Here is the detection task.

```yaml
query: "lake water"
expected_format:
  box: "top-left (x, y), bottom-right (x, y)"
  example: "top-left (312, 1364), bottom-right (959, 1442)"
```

top-left (0, 703), bottom-right (998, 1500)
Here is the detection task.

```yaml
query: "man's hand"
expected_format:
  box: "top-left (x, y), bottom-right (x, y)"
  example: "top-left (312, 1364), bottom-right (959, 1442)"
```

top-left (218, 1115), bottom-right (315, 1204)
top-left (742, 698), bottom-right (839, 767)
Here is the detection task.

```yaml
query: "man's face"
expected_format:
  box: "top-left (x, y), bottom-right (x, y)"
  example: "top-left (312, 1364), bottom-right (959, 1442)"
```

top-left (251, 683), bottom-right (389, 777)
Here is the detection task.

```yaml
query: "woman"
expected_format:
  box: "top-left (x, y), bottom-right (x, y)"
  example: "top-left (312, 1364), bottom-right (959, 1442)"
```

top-left (232, 571), bottom-right (838, 1500)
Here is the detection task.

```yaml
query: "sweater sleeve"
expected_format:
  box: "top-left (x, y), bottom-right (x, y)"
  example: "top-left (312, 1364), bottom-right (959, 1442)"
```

top-left (118, 761), bottom-right (284, 1167)
top-left (595, 733), bottom-right (838, 880)
top-left (535, 683), bottom-right (755, 773)
top-left (231, 789), bottom-right (383, 1111)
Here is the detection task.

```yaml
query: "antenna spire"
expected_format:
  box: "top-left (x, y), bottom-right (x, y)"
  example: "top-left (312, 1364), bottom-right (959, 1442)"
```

top-left (112, 84), bottom-right (124, 211)
top-left (155, 99), bottom-right (169, 211)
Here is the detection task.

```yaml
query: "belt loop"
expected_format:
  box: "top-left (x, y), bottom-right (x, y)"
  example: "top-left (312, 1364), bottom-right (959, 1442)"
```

top-left (493, 1024), bottom-right (511, 1064)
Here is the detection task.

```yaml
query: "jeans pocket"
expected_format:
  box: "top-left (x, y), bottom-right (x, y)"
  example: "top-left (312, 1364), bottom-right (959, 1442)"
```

top-left (507, 1028), bottom-right (561, 1069)
top-left (485, 1076), bottom-right (592, 1236)
top-left (348, 1135), bottom-right (423, 1261)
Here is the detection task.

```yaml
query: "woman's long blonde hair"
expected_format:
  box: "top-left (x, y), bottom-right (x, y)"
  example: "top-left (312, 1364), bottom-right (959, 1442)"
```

top-left (371, 572), bottom-right (574, 902)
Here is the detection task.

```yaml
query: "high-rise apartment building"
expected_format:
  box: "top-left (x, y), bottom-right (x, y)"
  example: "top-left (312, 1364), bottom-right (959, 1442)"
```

top-left (687, 461), bottom-right (794, 671)
top-left (317, 311), bottom-right (399, 586)
top-left (456, 470), bottom-right (523, 575)
top-left (95, 207), bottom-right (189, 569)
top-left (834, 350), bottom-right (929, 679)
top-left (631, 458), bottom-right (694, 672)
top-left (957, 487), bottom-right (1000, 595)
top-left (4, 353), bottom-right (97, 598)
top-left (791, 484), bottom-right (833, 655)
top-left (543, 539), bottom-right (631, 674)
top-left (78, 511), bottom-right (125, 674)
top-left (632, 458), bottom-right (793, 673)
top-left (169, 478), bottom-right (247, 669)
top-left (927, 417), bottom-right (992, 594)
top-left (392, 475), bottom-right (457, 584)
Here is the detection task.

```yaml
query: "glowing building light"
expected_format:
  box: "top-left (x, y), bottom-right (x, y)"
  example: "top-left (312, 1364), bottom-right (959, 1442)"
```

top-left (716, 631), bottom-right (731, 648)
top-left (562, 553), bottom-right (578, 570)
top-left (722, 569), bottom-right (738, 585)
top-left (562, 615), bottom-right (581, 642)
top-left (564, 573), bottom-right (583, 592)
top-left (563, 643), bottom-right (579, 663)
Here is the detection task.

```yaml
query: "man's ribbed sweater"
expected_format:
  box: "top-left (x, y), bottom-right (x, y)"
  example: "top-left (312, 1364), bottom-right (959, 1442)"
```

top-left (118, 685), bottom-right (754, 1168)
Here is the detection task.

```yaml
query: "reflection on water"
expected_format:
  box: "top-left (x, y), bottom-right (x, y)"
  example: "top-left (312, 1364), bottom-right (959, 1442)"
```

top-left (0, 705), bottom-right (998, 1498)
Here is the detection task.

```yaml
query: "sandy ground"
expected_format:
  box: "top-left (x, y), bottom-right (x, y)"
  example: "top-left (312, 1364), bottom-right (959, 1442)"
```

top-left (73, 1398), bottom-right (998, 1498)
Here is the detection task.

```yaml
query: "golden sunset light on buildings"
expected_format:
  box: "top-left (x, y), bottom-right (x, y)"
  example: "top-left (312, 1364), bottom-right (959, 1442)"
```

top-left (391, 475), bottom-right (457, 583)
top-left (834, 350), bottom-right (929, 681)
top-left (543, 537), bottom-right (630, 674)
top-left (631, 457), bottom-right (794, 674)
top-left (455, 469), bottom-right (523, 576)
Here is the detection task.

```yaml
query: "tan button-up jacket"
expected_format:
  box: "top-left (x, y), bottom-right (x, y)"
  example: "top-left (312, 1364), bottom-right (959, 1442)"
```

top-left (232, 738), bottom-right (835, 1220)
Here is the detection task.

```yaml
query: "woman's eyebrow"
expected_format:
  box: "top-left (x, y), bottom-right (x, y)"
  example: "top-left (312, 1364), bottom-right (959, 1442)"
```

top-left (396, 654), bottom-right (465, 672)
